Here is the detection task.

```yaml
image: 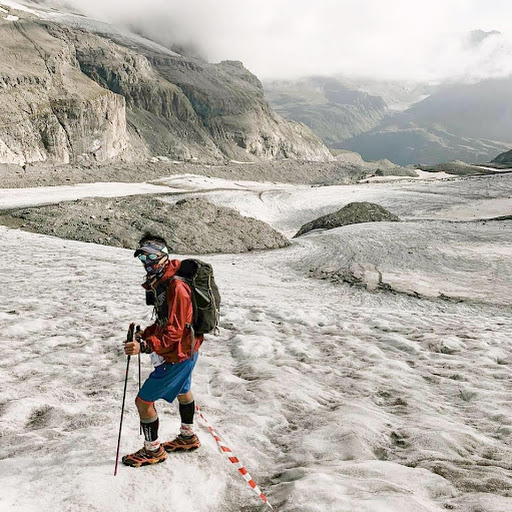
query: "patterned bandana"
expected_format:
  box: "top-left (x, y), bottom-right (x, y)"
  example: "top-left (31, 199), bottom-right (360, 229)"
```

top-left (134, 240), bottom-right (170, 279)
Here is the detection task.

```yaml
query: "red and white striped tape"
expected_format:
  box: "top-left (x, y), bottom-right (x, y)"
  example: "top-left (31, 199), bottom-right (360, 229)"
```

top-left (195, 404), bottom-right (273, 510)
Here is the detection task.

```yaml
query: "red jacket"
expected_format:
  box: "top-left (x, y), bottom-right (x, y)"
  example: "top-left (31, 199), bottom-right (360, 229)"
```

top-left (142, 259), bottom-right (203, 363)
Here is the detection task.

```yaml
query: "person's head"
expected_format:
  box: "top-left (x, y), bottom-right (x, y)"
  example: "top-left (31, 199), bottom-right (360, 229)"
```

top-left (134, 232), bottom-right (170, 278)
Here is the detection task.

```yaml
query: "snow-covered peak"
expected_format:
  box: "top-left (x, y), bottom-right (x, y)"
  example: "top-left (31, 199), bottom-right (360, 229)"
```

top-left (0, 0), bottom-right (181, 57)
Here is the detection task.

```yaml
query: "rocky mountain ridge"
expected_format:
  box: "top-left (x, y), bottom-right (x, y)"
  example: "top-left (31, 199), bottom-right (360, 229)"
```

top-left (0, 15), bottom-right (129, 165)
top-left (0, 3), bottom-right (332, 166)
top-left (265, 73), bottom-right (512, 166)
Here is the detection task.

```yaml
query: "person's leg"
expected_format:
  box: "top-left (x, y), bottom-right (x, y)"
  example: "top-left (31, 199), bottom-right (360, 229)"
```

top-left (177, 391), bottom-right (195, 438)
top-left (135, 397), bottom-right (161, 452)
top-left (160, 355), bottom-right (198, 432)
top-left (121, 372), bottom-right (168, 467)
top-left (121, 397), bottom-right (167, 467)
top-left (135, 396), bottom-right (157, 420)
top-left (162, 388), bottom-right (200, 451)
top-left (177, 390), bottom-right (193, 404)
top-left (161, 360), bottom-right (200, 451)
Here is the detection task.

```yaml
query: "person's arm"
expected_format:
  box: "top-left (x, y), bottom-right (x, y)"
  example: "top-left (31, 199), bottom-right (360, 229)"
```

top-left (145, 280), bottom-right (192, 356)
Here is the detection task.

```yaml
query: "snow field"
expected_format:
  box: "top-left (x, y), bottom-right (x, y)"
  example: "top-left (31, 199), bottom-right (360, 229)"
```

top-left (0, 229), bottom-right (232, 512)
top-left (0, 171), bottom-right (511, 511)
top-left (155, 172), bottom-right (512, 238)
top-left (291, 219), bottom-right (512, 305)
top-left (0, 182), bottom-right (176, 210)
top-left (0, 1), bottom-right (39, 16)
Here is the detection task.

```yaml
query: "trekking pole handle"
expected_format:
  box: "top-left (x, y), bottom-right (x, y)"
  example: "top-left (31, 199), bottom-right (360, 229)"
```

top-left (126, 322), bottom-right (135, 344)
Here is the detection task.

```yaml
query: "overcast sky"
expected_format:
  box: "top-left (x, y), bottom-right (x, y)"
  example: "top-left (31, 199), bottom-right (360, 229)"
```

top-left (66, 0), bottom-right (512, 82)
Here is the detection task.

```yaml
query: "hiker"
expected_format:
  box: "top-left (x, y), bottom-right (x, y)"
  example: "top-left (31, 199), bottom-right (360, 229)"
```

top-left (122, 233), bottom-right (203, 468)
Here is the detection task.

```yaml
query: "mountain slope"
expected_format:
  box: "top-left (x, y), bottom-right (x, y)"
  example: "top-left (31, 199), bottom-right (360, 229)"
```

top-left (338, 77), bottom-right (512, 165)
top-left (404, 77), bottom-right (512, 141)
top-left (337, 123), bottom-right (510, 166)
top-left (264, 77), bottom-right (387, 145)
top-left (491, 148), bottom-right (512, 166)
top-left (0, 4), bottom-right (332, 166)
top-left (0, 15), bottom-right (128, 165)
top-left (265, 72), bottom-right (512, 165)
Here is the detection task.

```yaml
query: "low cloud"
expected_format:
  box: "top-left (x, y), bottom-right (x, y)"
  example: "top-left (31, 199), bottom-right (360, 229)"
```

top-left (59, 0), bottom-right (512, 82)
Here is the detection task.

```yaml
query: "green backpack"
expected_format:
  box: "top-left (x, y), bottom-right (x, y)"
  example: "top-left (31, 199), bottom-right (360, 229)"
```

top-left (175, 259), bottom-right (221, 335)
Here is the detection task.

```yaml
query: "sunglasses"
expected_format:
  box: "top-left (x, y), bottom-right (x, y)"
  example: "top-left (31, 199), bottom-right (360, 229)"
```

top-left (137, 253), bottom-right (161, 262)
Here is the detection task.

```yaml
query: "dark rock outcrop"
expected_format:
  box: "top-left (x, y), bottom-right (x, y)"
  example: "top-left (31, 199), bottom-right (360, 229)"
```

top-left (293, 202), bottom-right (400, 237)
top-left (491, 149), bottom-right (512, 167)
top-left (3, 195), bottom-right (290, 254)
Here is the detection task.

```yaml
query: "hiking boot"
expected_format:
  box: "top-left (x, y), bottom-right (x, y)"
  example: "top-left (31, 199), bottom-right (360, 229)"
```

top-left (122, 445), bottom-right (167, 467)
top-left (162, 434), bottom-right (201, 452)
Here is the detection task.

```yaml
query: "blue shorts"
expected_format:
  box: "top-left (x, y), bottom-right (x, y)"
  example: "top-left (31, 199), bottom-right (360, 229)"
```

top-left (137, 352), bottom-right (198, 404)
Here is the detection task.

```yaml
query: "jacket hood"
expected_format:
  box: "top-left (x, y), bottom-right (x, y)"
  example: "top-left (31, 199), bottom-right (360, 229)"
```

top-left (162, 259), bottom-right (181, 280)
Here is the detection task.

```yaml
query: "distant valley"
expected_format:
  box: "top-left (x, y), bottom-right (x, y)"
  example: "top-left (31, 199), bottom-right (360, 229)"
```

top-left (264, 74), bottom-right (512, 166)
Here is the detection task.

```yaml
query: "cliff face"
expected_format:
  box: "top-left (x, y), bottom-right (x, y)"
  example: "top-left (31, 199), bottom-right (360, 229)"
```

top-left (149, 58), bottom-right (333, 161)
top-left (0, 16), bottom-right (128, 166)
top-left (0, 6), bottom-right (331, 165)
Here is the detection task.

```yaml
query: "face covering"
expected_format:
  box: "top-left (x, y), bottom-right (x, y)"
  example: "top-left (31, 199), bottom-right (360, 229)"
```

top-left (134, 240), bottom-right (170, 280)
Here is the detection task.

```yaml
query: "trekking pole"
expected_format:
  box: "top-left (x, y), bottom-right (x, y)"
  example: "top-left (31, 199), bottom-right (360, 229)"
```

top-left (136, 325), bottom-right (142, 436)
top-left (114, 322), bottom-right (135, 476)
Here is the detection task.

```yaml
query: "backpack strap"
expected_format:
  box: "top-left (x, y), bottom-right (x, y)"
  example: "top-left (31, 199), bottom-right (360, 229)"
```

top-left (173, 276), bottom-right (196, 359)
top-left (186, 322), bottom-right (195, 360)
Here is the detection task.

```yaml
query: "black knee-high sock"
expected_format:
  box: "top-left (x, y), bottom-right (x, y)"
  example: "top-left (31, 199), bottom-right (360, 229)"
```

top-left (179, 401), bottom-right (195, 436)
top-left (141, 415), bottom-right (159, 443)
